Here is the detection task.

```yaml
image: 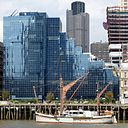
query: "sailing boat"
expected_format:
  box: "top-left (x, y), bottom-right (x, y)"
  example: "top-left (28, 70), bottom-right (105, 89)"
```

top-left (35, 74), bottom-right (117, 124)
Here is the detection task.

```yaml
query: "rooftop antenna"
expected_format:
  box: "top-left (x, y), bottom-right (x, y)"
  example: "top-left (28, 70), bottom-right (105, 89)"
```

top-left (10, 9), bottom-right (18, 16)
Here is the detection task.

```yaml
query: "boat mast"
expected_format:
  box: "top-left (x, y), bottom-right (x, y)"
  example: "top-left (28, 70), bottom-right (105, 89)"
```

top-left (60, 73), bottom-right (64, 115)
top-left (59, 74), bottom-right (87, 115)
top-left (33, 86), bottom-right (39, 104)
top-left (96, 81), bottom-right (112, 115)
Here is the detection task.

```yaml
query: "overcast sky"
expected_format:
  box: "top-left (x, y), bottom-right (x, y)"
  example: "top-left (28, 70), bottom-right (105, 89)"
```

top-left (0, 0), bottom-right (119, 43)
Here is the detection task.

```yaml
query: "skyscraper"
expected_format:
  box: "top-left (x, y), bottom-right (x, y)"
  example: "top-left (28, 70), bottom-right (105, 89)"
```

top-left (106, 6), bottom-right (128, 65)
top-left (66, 1), bottom-right (89, 52)
top-left (0, 42), bottom-right (3, 99)
top-left (3, 12), bottom-right (47, 99)
top-left (120, 0), bottom-right (128, 6)
top-left (3, 12), bottom-right (74, 100)
top-left (71, 1), bottom-right (85, 15)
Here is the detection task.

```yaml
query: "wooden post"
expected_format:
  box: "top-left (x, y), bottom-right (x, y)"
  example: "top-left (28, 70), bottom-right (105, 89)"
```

top-left (118, 105), bottom-right (120, 121)
top-left (19, 106), bottom-right (21, 120)
top-left (25, 105), bottom-right (27, 120)
top-left (29, 105), bottom-right (32, 120)
top-left (9, 105), bottom-right (11, 120)
top-left (45, 105), bottom-right (47, 114)
top-left (14, 105), bottom-right (16, 120)
top-left (1, 107), bottom-right (3, 120)
top-left (4, 106), bottom-right (6, 120)
top-left (16, 107), bottom-right (18, 120)
top-left (123, 108), bottom-right (125, 122)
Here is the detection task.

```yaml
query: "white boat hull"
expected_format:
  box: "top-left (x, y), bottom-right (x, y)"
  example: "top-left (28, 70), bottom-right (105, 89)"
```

top-left (35, 112), bottom-right (117, 124)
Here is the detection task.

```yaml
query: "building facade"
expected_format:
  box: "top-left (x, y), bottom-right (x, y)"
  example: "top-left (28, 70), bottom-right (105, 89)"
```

top-left (0, 42), bottom-right (3, 99)
top-left (71, 1), bottom-right (85, 15)
top-left (107, 6), bottom-right (128, 65)
top-left (3, 12), bottom-right (75, 100)
top-left (66, 1), bottom-right (89, 52)
top-left (122, 43), bottom-right (128, 62)
top-left (3, 12), bottom-right (47, 99)
top-left (120, 0), bottom-right (128, 7)
top-left (44, 19), bottom-right (74, 98)
top-left (3, 11), bottom-right (119, 101)
top-left (91, 41), bottom-right (110, 62)
top-left (119, 62), bottom-right (128, 104)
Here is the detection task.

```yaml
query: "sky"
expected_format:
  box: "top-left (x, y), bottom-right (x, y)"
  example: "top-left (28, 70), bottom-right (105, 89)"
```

top-left (0, 0), bottom-right (119, 43)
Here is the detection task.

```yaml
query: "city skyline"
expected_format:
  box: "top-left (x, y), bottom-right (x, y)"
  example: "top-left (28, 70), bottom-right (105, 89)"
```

top-left (0, 0), bottom-right (118, 43)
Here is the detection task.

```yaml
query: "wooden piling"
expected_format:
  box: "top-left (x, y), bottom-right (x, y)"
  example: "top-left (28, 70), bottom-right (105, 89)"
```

top-left (0, 103), bottom-right (128, 121)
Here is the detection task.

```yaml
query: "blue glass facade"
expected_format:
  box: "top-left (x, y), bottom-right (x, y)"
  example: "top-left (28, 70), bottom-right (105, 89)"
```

top-left (71, 49), bottom-right (119, 100)
top-left (71, 67), bottom-right (119, 100)
top-left (45, 19), bottom-right (74, 98)
top-left (3, 13), bottom-right (74, 100)
top-left (3, 12), bottom-right (47, 99)
top-left (3, 11), bottom-right (119, 101)
top-left (44, 18), bottom-right (62, 98)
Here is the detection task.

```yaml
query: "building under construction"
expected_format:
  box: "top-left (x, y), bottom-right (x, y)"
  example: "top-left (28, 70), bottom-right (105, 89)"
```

top-left (107, 5), bottom-right (128, 65)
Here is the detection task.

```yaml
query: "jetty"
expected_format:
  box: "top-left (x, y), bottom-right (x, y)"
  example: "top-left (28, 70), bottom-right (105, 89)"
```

top-left (0, 103), bottom-right (128, 121)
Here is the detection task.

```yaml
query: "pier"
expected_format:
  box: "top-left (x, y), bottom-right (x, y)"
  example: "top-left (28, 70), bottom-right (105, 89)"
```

top-left (0, 103), bottom-right (128, 121)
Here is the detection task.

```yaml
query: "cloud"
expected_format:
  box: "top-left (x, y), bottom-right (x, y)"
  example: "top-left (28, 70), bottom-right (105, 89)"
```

top-left (0, 0), bottom-right (119, 42)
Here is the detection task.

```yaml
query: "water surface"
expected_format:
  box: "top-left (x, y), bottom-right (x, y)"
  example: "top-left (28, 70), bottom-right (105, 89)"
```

top-left (0, 121), bottom-right (128, 128)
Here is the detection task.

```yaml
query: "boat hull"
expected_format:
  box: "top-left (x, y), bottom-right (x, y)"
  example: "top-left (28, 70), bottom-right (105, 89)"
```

top-left (35, 112), bottom-right (116, 124)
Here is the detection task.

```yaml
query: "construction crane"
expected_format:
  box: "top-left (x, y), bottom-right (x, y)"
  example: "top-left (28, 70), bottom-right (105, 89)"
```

top-left (59, 73), bottom-right (88, 115)
top-left (96, 81), bottom-right (112, 115)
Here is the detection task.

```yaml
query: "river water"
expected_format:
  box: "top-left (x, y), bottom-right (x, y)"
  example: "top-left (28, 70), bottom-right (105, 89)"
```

top-left (0, 121), bottom-right (128, 128)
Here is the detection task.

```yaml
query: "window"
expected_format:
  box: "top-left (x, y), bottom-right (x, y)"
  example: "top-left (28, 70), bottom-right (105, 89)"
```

top-left (124, 80), bottom-right (127, 86)
top-left (124, 72), bottom-right (127, 78)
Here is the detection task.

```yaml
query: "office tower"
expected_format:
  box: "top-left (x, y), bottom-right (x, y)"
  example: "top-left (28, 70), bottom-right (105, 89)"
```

top-left (45, 18), bottom-right (62, 98)
top-left (45, 24), bottom-right (75, 98)
top-left (91, 41), bottom-right (110, 62)
top-left (107, 6), bottom-right (128, 65)
top-left (122, 43), bottom-right (128, 62)
top-left (45, 18), bottom-right (62, 80)
top-left (0, 42), bottom-right (3, 99)
top-left (66, 1), bottom-right (89, 52)
top-left (71, 1), bottom-right (85, 15)
top-left (3, 12), bottom-right (75, 100)
top-left (3, 12), bottom-right (47, 99)
top-left (120, 0), bottom-right (128, 6)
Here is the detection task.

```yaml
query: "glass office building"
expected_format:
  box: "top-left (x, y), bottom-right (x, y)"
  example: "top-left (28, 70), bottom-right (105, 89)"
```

top-left (3, 12), bottom-right (74, 100)
top-left (3, 12), bottom-right (47, 99)
top-left (70, 50), bottom-right (119, 100)
top-left (45, 20), bottom-right (74, 98)
top-left (0, 42), bottom-right (3, 99)
top-left (44, 18), bottom-right (62, 98)
top-left (3, 11), bottom-right (119, 100)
